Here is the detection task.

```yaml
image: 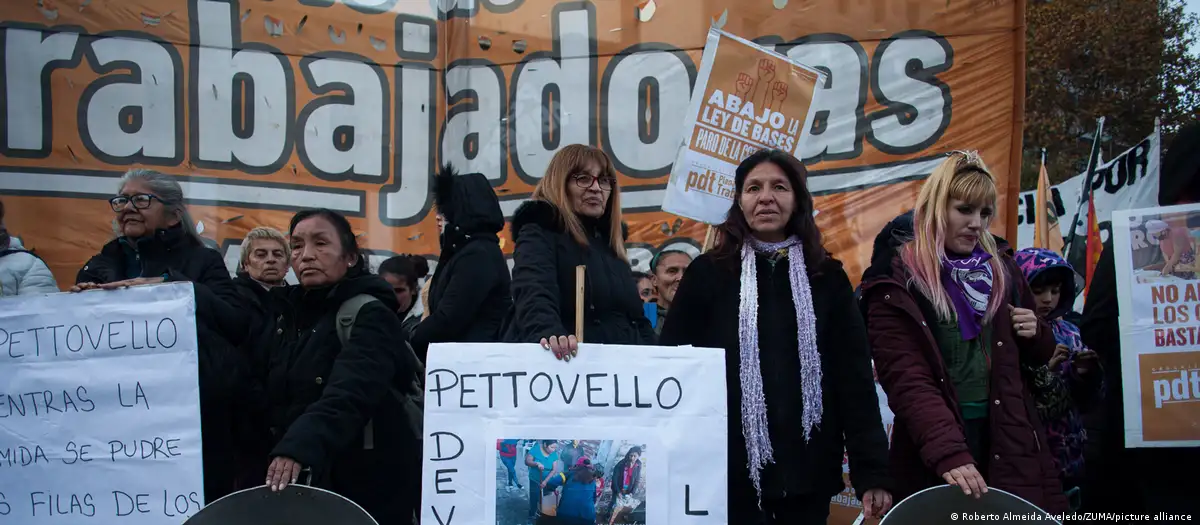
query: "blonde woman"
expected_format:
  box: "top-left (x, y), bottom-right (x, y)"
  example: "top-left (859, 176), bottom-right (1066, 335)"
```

top-left (859, 151), bottom-right (1066, 513)
top-left (504, 144), bottom-right (654, 357)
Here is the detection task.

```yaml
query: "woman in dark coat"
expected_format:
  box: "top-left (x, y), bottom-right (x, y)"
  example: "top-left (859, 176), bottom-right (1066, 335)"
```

top-left (859, 152), bottom-right (1066, 513)
top-left (409, 164), bottom-right (512, 360)
top-left (71, 169), bottom-right (251, 503)
top-left (660, 150), bottom-right (892, 523)
top-left (259, 208), bottom-right (421, 525)
top-left (505, 144), bottom-right (654, 356)
top-left (230, 226), bottom-right (290, 489)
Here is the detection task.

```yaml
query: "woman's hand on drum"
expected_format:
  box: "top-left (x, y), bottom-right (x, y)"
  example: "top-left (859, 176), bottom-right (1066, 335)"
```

top-left (540, 335), bottom-right (578, 361)
top-left (942, 463), bottom-right (988, 498)
top-left (861, 488), bottom-right (893, 519)
top-left (266, 456), bottom-right (304, 492)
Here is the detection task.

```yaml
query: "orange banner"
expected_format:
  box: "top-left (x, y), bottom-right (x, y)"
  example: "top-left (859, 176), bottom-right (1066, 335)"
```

top-left (1139, 352), bottom-right (1200, 442)
top-left (0, 0), bottom-right (1024, 292)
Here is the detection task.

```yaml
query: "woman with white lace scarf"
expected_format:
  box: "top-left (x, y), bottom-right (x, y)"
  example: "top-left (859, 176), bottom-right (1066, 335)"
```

top-left (659, 149), bottom-right (892, 523)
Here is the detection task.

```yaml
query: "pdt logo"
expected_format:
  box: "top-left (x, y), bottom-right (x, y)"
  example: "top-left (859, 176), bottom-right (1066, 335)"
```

top-left (685, 167), bottom-right (735, 199)
top-left (1152, 368), bottom-right (1200, 409)
top-left (1139, 352), bottom-right (1200, 442)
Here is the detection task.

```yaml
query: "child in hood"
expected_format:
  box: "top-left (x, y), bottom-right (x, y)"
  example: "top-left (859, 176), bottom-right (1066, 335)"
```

top-left (1014, 248), bottom-right (1105, 506)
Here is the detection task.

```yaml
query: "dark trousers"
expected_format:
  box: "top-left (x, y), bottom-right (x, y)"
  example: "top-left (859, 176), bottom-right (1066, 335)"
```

top-left (501, 455), bottom-right (519, 486)
top-left (759, 495), bottom-right (832, 525)
top-left (528, 479), bottom-right (541, 519)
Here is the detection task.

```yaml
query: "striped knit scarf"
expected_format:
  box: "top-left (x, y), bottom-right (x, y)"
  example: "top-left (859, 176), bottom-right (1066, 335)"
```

top-left (738, 235), bottom-right (823, 501)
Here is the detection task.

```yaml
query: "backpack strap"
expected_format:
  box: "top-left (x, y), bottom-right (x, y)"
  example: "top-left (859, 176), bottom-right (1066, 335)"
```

top-left (335, 294), bottom-right (379, 347)
top-left (334, 294), bottom-right (425, 450)
top-left (334, 294), bottom-right (383, 450)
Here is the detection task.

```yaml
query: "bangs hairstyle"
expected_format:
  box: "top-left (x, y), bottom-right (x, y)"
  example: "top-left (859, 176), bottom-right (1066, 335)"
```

top-left (901, 151), bottom-right (1008, 324)
top-left (530, 144), bottom-right (626, 260)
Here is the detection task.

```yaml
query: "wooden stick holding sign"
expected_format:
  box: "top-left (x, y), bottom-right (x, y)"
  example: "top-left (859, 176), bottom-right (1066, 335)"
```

top-left (701, 225), bottom-right (718, 253)
top-left (575, 265), bottom-right (586, 343)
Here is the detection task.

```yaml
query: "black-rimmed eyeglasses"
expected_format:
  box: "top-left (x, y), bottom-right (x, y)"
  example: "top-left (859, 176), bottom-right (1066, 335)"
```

top-left (109, 194), bottom-right (162, 212)
top-left (571, 173), bottom-right (615, 190)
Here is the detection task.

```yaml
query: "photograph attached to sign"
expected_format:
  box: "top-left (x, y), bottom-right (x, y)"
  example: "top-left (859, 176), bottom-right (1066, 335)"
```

top-left (495, 439), bottom-right (648, 525)
top-left (1129, 210), bottom-right (1200, 284)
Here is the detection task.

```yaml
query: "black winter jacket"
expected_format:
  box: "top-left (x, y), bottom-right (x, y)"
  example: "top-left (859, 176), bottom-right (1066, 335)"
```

top-left (233, 274), bottom-right (279, 336)
top-left (409, 168), bottom-right (512, 359)
top-left (660, 252), bottom-right (890, 518)
top-left (258, 273), bottom-right (421, 524)
top-left (75, 224), bottom-right (251, 503)
top-left (503, 200), bottom-right (654, 345)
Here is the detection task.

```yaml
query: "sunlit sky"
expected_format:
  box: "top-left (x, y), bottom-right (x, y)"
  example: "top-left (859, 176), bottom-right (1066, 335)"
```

top-left (1189, 0), bottom-right (1200, 55)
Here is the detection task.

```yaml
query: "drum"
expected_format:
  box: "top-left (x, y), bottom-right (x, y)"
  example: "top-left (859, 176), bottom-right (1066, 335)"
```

top-left (877, 485), bottom-right (1060, 525)
top-left (183, 485), bottom-right (379, 525)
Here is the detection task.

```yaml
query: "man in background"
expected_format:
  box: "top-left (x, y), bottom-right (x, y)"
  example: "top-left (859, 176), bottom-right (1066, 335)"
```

top-left (649, 250), bottom-right (693, 335)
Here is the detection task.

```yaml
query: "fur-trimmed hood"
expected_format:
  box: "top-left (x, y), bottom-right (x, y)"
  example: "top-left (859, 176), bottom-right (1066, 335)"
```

top-left (433, 164), bottom-right (504, 236)
top-left (510, 199), bottom-right (628, 244)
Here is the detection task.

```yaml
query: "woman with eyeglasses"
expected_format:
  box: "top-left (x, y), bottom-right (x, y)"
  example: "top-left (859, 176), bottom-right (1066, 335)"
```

top-left (71, 169), bottom-right (253, 502)
top-left (504, 144), bottom-right (654, 357)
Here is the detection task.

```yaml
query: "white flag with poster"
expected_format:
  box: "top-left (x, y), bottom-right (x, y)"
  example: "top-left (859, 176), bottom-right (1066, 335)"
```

top-left (1016, 127), bottom-right (1161, 249)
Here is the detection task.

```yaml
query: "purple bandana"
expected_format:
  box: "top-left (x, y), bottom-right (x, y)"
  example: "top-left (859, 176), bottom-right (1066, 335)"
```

top-left (940, 245), bottom-right (994, 340)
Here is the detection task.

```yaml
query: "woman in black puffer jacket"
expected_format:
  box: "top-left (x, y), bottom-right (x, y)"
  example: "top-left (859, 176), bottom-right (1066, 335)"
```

top-left (504, 144), bottom-right (654, 358)
top-left (256, 208), bottom-right (422, 525)
top-left (72, 169), bottom-right (251, 503)
top-left (408, 164), bottom-right (512, 361)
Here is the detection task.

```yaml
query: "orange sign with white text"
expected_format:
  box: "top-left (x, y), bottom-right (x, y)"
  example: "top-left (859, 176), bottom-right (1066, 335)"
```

top-left (1139, 352), bottom-right (1200, 442)
top-left (663, 30), bottom-right (822, 224)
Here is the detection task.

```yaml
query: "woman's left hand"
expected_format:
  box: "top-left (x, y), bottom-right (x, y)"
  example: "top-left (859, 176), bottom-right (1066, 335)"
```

top-left (862, 488), bottom-right (893, 519)
top-left (266, 456), bottom-right (304, 492)
top-left (97, 276), bottom-right (166, 290)
top-left (1010, 305), bottom-right (1038, 339)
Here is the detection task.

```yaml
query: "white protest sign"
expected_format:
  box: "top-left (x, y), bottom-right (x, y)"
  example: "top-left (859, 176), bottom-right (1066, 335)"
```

top-left (1111, 204), bottom-right (1200, 448)
top-left (0, 283), bottom-right (204, 523)
top-left (420, 343), bottom-right (728, 525)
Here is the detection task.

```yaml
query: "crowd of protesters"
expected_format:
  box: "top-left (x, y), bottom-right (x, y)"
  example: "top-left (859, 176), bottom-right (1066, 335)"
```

top-left (1, 123), bottom-right (1197, 525)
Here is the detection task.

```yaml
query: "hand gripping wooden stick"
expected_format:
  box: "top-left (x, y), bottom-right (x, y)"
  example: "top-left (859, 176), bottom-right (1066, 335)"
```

top-left (702, 225), bottom-right (717, 253)
top-left (575, 265), bottom-right (586, 343)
